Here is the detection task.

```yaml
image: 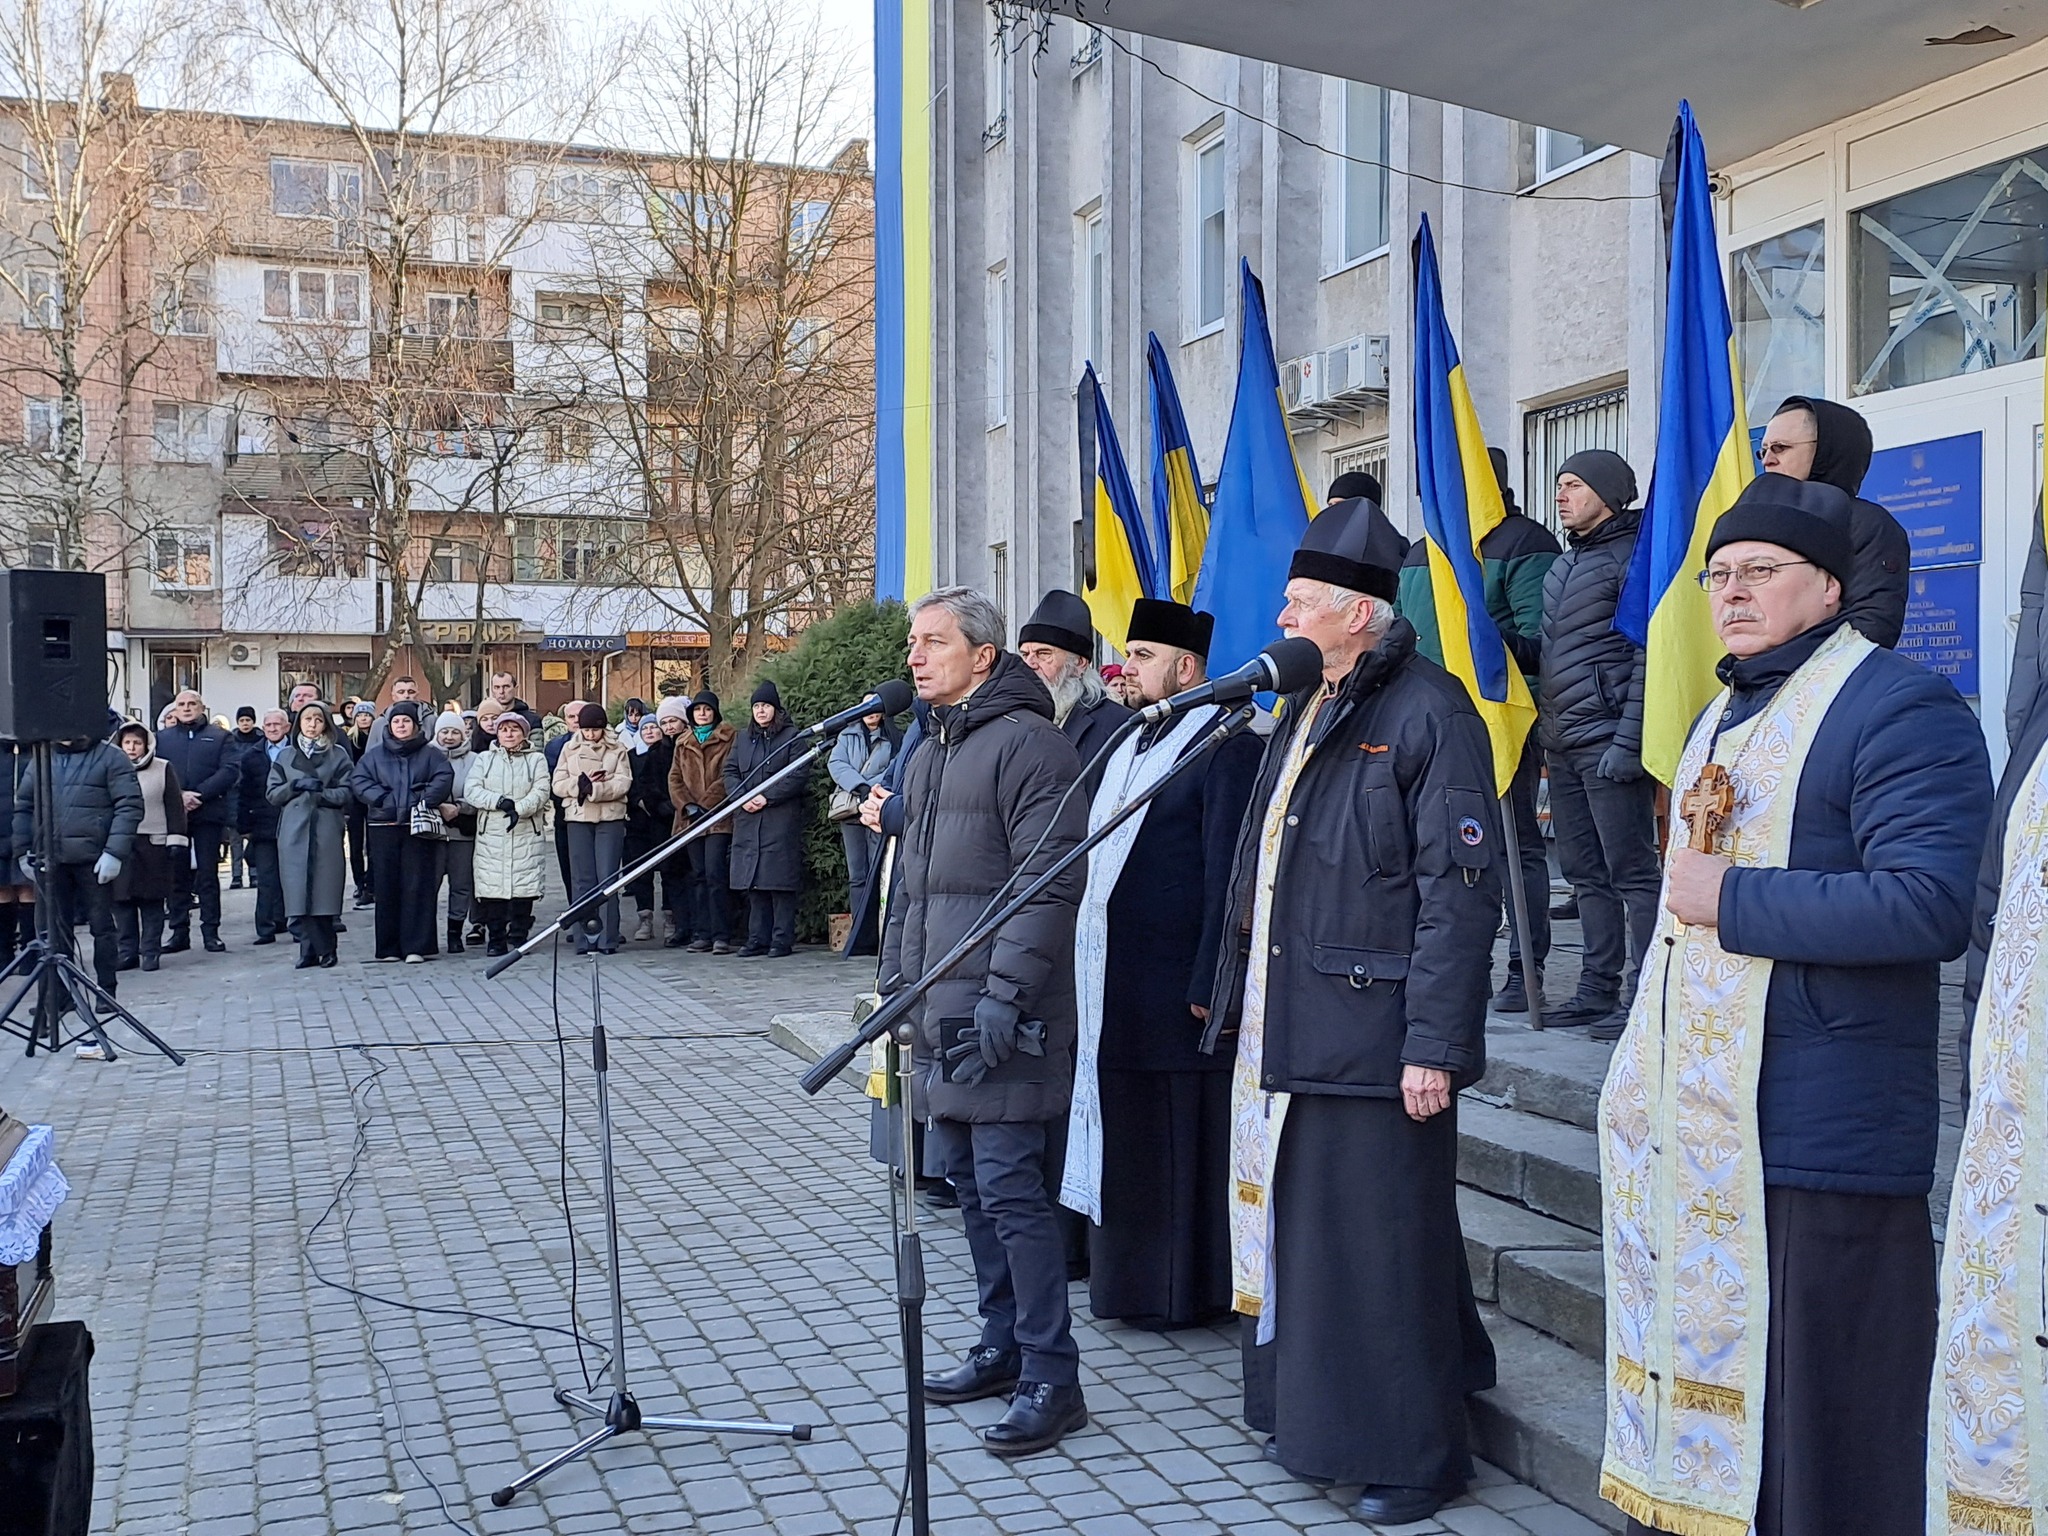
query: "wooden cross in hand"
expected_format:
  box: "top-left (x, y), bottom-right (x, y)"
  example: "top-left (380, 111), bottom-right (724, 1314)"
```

top-left (1680, 763), bottom-right (1734, 854)
top-left (1667, 763), bottom-right (1735, 931)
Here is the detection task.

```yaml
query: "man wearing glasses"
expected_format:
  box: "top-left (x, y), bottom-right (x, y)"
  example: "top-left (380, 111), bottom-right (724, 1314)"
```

top-left (1596, 472), bottom-right (1989, 1536)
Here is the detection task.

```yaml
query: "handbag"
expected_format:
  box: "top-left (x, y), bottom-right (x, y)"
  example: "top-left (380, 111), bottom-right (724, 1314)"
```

top-left (409, 798), bottom-right (449, 839)
top-left (828, 787), bottom-right (863, 823)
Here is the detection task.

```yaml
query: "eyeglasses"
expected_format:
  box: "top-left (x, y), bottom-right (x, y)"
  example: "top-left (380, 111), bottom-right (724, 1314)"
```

top-left (1758, 438), bottom-right (1815, 459)
top-left (1696, 559), bottom-right (1814, 592)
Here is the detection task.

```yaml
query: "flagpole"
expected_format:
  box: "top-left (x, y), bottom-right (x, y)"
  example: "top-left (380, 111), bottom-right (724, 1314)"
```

top-left (1498, 788), bottom-right (1545, 1031)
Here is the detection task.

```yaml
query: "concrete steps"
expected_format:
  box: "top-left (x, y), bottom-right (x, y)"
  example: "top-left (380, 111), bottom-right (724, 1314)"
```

top-left (1458, 1097), bottom-right (1604, 1232)
top-left (1470, 1307), bottom-right (1622, 1530)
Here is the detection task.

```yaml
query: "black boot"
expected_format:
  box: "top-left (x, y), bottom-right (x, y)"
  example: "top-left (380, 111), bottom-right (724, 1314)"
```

top-left (446, 919), bottom-right (465, 954)
top-left (484, 921), bottom-right (509, 958)
top-left (0, 906), bottom-right (16, 967)
top-left (923, 1346), bottom-right (1020, 1404)
top-left (981, 1382), bottom-right (1087, 1457)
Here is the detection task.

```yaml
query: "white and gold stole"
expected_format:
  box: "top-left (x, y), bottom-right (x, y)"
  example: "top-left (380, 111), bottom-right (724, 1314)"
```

top-left (1928, 734), bottom-right (2048, 1536)
top-left (1598, 624), bottom-right (1873, 1536)
top-left (1228, 691), bottom-right (1326, 1333)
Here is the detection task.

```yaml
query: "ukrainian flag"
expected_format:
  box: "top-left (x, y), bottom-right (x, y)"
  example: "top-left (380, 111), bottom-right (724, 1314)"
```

top-left (1194, 261), bottom-right (1320, 677)
top-left (1616, 102), bottom-right (1753, 785)
top-left (1147, 333), bottom-right (1209, 605)
top-left (1412, 214), bottom-right (1537, 796)
top-left (1078, 363), bottom-right (1153, 653)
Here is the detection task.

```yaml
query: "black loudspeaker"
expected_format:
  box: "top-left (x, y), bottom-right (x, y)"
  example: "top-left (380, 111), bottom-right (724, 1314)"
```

top-left (0, 570), bottom-right (107, 743)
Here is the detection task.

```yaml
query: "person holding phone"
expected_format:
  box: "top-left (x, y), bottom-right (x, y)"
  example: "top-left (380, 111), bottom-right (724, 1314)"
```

top-left (552, 704), bottom-right (631, 954)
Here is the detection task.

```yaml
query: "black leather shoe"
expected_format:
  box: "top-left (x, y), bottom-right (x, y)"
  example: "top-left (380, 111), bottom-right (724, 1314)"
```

top-left (317, 952), bottom-right (339, 968)
top-left (663, 933), bottom-right (690, 948)
top-left (917, 1179), bottom-right (959, 1210)
top-left (485, 939), bottom-right (509, 958)
top-left (294, 954), bottom-right (319, 969)
top-left (923, 1346), bottom-right (1020, 1405)
top-left (982, 1381), bottom-right (1086, 1458)
top-left (1551, 892), bottom-right (1579, 920)
top-left (202, 935), bottom-right (226, 953)
top-left (116, 956), bottom-right (139, 972)
top-left (734, 943), bottom-right (768, 958)
top-left (1546, 992), bottom-right (1621, 1029)
top-left (1261, 1437), bottom-right (1333, 1488)
top-left (1351, 1485), bottom-right (1447, 1524)
top-left (1587, 1008), bottom-right (1629, 1043)
top-left (252, 934), bottom-right (277, 946)
top-left (161, 934), bottom-right (190, 954)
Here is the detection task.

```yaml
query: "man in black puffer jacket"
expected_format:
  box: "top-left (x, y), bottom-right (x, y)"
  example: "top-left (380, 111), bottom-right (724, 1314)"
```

top-left (13, 734), bottom-right (143, 1001)
top-left (1537, 449), bottom-right (1661, 1038)
top-left (154, 689), bottom-right (239, 953)
top-left (880, 585), bottom-right (1088, 1460)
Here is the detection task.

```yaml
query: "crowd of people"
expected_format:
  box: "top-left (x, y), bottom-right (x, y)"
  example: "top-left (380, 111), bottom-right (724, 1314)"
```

top-left (2, 666), bottom-right (883, 1051)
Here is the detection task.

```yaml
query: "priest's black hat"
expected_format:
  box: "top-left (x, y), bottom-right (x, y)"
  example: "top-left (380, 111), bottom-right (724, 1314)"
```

top-left (1125, 599), bottom-right (1215, 660)
top-left (1287, 496), bottom-right (1405, 602)
top-left (1019, 588), bottom-right (1094, 658)
top-left (1705, 472), bottom-right (1854, 584)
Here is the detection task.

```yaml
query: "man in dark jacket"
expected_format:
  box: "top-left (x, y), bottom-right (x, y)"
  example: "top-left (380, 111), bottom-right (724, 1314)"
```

top-left (1611, 474), bottom-right (1990, 1536)
top-left (1759, 395), bottom-right (1909, 647)
top-left (882, 586), bottom-right (1089, 1458)
top-left (1395, 449), bottom-right (1557, 1011)
top-left (227, 706), bottom-right (262, 888)
top-left (240, 708), bottom-right (290, 944)
top-left (13, 734), bottom-right (143, 1006)
top-left (1018, 588), bottom-right (1130, 784)
top-left (1209, 498), bottom-right (1499, 1524)
top-left (1537, 449), bottom-right (1660, 1038)
top-left (1061, 597), bottom-right (1260, 1330)
top-left (154, 689), bottom-right (238, 953)
top-left (471, 670), bottom-right (543, 753)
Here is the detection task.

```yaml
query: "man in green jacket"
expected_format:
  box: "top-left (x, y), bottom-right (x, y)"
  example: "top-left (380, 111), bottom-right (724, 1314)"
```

top-left (1391, 450), bottom-right (1560, 1012)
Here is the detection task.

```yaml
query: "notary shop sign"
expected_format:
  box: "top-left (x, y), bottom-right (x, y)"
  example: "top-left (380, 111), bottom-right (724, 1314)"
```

top-left (538, 634), bottom-right (628, 653)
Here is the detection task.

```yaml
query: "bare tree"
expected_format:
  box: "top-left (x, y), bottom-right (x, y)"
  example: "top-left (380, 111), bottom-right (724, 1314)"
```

top-left (530, 0), bottom-right (876, 695)
top-left (0, 0), bottom-right (232, 582)
top-left (229, 0), bottom-right (627, 692)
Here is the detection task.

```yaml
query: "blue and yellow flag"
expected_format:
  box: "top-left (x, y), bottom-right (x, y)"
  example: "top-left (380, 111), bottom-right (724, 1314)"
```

top-left (1412, 214), bottom-right (1537, 795)
top-left (1078, 363), bottom-right (1153, 653)
top-left (1146, 333), bottom-right (1209, 605)
top-left (1616, 102), bottom-right (1753, 785)
top-left (1193, 261), bottom-right (1320, 677)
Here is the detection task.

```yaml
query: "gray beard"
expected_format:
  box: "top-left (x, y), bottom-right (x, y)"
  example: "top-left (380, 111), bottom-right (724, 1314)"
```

top-left (1048, 664), bottom-right (1104, 727)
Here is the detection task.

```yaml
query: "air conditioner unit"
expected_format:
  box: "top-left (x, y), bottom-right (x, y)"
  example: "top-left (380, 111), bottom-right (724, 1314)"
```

top-left (1321, 335), bottom-right (1391, 395)
top-left (227, 641), bottom-right (261, 668)
top-left (1280, 354), bottom-right (1321, 411)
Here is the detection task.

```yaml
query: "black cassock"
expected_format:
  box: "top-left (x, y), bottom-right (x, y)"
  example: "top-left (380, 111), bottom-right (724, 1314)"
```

top-left (1088, 722), bottom-right (1261, 1328)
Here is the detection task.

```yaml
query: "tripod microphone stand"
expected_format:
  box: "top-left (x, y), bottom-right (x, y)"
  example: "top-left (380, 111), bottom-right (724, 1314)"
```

top-left (800, 703), bottom-right (1260, 1536)
top-left (491, 923), bottom-right (813, 1507)
top-left (0, 740), bottom-right (183, 1064)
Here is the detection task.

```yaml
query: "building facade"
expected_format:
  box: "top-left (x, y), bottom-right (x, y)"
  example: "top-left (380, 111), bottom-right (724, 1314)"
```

top-left (0, 104), bottom-right (874, 724)
top-left (924, 2), bottom-right (2047, 764)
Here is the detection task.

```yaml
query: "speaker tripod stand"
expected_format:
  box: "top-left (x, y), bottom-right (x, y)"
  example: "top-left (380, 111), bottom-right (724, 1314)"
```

top-left (490, 924), bottom-right (811, 1508)
top-left (0, 740), bottom-right (182, 1064)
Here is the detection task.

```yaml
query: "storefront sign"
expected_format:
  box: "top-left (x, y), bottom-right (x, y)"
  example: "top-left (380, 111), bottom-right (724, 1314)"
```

top-left (538, 634), bottom-right (628, 653)
top-left (1899, 564), bottom-right (1979, 696)
top-left (627, 630), bottom-right (710, 649)
top-left (1863, 432), bottom-right (1981, 568)
top-left (417, 619), bottom-right (523, 644)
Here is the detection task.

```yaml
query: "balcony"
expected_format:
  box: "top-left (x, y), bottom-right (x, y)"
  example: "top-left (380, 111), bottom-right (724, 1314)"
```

top-left (369, 333), bottom-right (515, 392)
top-left (221, 449), bottom-right (376, 507)
top-left (646, 347), bottom-right (709, 404)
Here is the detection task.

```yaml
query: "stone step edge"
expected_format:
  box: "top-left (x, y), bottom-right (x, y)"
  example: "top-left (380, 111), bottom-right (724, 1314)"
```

top-left (1471, 1305), bottom-right (1624, 1532)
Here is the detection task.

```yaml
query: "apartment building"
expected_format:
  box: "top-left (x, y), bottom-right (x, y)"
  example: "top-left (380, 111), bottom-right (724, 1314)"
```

top-left (0, 98), bottom-right (874, 722)
top-left (892, 1), bottom-right (2048, 766)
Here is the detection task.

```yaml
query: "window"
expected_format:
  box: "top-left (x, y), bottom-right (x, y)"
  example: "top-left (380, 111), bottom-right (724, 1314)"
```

top-left (1852, 145), bottom-right (2048, 396)
top-left (1733, 223), bottom-right (1824, 427)
top-left (1082, 211), bottom-right (1108, 371)
top-left (20, 268), bottom-right (59, 329)
top-left (1070, 25), bottom-right (1103, 71)
top-left (22, 524), bottom-right (60, 568)
top-left (787, 316), bottom-right (829, 366)
top-left (988, 264), bottom-right (1010, 428)
top-left (661, 190), bottom-right (730, 240)
top-left (534, 291), bottom-right (621, 344)
top-left (1523, 388), bottom-right (1628, 534)
top-left (1328, 439), bottom-right (1389, 502)
top-left (991, 542), bottom-right (1009, 633)
top-left (1535, 128), bottom-right (1607, 180)
top-left (152, 402), bottom-right (213, 463)
top-left (271, 523), bottom-right (369, 578)
top-left (24, 398), bottom-right (60, 456)
top-left (21, 140), bottom-right (76, 201)
top-left (152, 528), bottom-right (215, 590)
top-left (418, 153), bottom-right (490, 214)
top-left (985, 9), bottom-right (1010, 144)
top-left (512, 517), bottom-right (643, 582)
top-left (426, 543), bottom-right (470, 582)
top-left (1339, 82), bottom-right (1391, 265)
top-left (271, 158), bottom-right (363, 221)
top-left (1190, 133), bottom-right (1227, 332)
top-left (790, 199), bottom-right (832, 257)
top-left (261, 268), bottom-right (362, 324)
top-left (154, 270), bottom-right (211, 335)
top-left (540, 418), bottom-right (593, 464)
top-left (422, 292), bottom-right (480, 337)
top-left (538, 167), bottom-right (616, 222)
top-left (151, 148), bottom-right (206, 210)
top-left (410, 399), bottom-right (493, 459)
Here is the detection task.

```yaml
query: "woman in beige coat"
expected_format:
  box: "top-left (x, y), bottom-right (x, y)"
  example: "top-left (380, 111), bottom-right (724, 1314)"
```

top-left (552, 703), bottom-right (631, 953)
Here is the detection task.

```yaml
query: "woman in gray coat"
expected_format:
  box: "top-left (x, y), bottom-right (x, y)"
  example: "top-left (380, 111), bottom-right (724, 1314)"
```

top-left (267, 700), bottom-right (352, 968)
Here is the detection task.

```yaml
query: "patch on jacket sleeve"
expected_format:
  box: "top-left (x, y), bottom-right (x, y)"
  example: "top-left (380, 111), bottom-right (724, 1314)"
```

top-left (1445, 786), bottom-right (1493, 869)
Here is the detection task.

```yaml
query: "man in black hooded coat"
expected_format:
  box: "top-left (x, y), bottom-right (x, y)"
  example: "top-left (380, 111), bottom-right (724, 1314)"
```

top-left (1760, 395), bottom-right (1909, 648)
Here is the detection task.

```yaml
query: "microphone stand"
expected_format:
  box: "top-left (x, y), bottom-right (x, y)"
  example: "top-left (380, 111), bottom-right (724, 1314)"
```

top-left (483, 742), bottom-right (825, 979)
top-left (797, 704), bottom-right (1259, 1536)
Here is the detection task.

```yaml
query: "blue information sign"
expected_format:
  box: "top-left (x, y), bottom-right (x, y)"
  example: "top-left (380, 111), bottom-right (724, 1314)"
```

top-left (538, 634), bottom-right (627, 653)
top-left (1898, 564), bottom-right (1979, 696)
top-left (1862, 432), bottom-right (1982, 568)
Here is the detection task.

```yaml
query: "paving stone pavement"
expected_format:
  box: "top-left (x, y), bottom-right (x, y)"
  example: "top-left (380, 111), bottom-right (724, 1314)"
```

top-left (0, 884), bottom-right (1608, 1536)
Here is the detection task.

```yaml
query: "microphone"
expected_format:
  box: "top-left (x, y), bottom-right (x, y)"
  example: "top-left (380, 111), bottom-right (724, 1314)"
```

top-left (801, 677), bottom-right (916, 738)
top-left (1135, 637), bottom-right (1323, 726)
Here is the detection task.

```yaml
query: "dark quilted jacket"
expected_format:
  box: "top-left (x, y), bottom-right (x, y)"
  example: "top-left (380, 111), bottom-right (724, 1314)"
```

top-left (879, 651), bottom-right (1087, 1124)
top-left (1538, 508), bottom-right (1644, 757)
top-left (12, 741), bottom-right (144, 865)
